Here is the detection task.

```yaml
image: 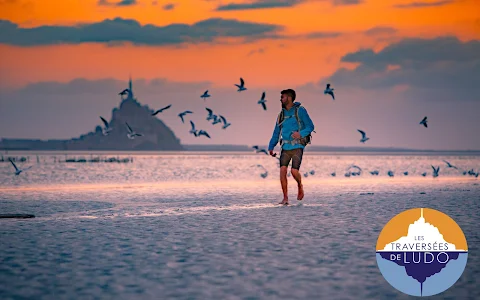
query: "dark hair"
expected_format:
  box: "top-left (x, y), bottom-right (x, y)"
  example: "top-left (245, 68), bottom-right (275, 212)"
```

top-left (281, 89), bottom-right (296, 101)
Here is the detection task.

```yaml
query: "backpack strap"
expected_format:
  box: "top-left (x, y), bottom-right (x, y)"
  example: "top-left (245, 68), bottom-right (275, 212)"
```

top-left (294, 106), bottom-right (302, 132)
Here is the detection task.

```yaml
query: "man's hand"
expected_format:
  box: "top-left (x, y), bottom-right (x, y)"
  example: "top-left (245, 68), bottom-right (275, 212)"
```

top-left (291, 131), bottom-right (301, 139)
top-left (269, 150), bottom-right (276, 157)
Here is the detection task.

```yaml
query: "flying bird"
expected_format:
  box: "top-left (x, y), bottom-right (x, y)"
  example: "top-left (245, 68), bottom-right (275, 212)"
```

top-left (205, 108), bottom-right (215, 121)
top-left (189, 120), bottom-right (197, 135)
top-left (420, 116), bottom-right (428, 128)
top-left (99, 116), bottom-right (112, 136)
top-left (357, 129), bottom-right (370, 143)
top-left (9, 158), bottom-right (32, 176)
top-left (178, 110), bottom-right (193, 123)
top-left (235, 78), bottom-right (247, 92)
top-left (258, 92), bottom-right (267, 110)
top-left (125, 122), bottom-right (142, 139)
top-left (197, 130), bottom-right (211, 138)
top-left (152, 104), bottom-right (172, 116)
top-left (443, 160), bottom-right (458, 169)
top-left (201, 90), bottom-right (210, 100)
top-left (219, 115), bottom-right (231, 129)
top-left (119, 88), bottom-right (130, 96)
top-left (212, 116), bottom-right (222, 125)
top-left (324, 83), bottom-right (335, 100)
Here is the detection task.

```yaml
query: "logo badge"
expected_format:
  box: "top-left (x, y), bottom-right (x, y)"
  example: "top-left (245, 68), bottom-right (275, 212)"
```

top-left (376, 208), bottom-right (468, 296)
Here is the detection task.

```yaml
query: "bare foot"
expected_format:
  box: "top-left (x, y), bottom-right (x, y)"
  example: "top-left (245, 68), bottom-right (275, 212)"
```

top-left (297, 184), bottom-right (304, 200)
top-left (279, 198), bottom-right (289, 205)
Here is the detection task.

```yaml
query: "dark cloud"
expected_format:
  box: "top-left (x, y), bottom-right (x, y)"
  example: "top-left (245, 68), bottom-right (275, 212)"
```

top-left (332, 0), bottom-right (363, 5)
top-left (163, 3), bottom-right (175, 10)
top-left (98, 0), bottom-right (138, 6)
top-left (306, 31), bottom-right (342, 38)
top-left (315, 36), bottom-right (480, 101)
top-left (364, 26), bottom-right (397, 36)
top-left (0, 18), bottom-right (283, 46)
top-left (394, 0), bottom-right (453, 8)
top-left (215, 0), bottom-right (305, 11)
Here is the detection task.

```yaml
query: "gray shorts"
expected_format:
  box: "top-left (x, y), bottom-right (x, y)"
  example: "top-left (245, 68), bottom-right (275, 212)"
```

top-left (279, 148), bottom-right (304, 170)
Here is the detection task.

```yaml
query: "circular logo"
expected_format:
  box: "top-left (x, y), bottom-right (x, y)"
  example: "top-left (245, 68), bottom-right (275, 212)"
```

top-left (376, 208), bottom-right (468, 297)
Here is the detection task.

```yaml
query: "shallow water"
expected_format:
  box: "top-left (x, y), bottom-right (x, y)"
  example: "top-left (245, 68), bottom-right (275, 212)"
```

top-left (1, 153), bottom-right (479, 299)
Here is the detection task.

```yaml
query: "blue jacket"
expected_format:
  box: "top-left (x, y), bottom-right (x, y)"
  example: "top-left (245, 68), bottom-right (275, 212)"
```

top-left (268, 102), bottom-right (315, 151)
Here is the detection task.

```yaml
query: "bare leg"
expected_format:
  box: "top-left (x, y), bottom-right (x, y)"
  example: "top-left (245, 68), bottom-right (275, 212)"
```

top-left (291, 168), bottom-right (304, 200)
top-left (279, 166), bottom-right (288, 204)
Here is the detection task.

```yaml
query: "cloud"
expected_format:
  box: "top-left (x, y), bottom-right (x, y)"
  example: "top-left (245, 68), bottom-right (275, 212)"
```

top-left (215, 0), bottom-right (305, 11)
top-left (394, 0), bottom-right (453, 8)
top-left (306, 31), bottom-right (343, 38)
top-left (312, 36), bottom-right (480, 101)
top-left (332, 0), bottom-right (363, 5)
top-left (163, 3), bottom-right (175, 10)
top-left (364, 26), bottom-right (397, 36)
top-left (98, 0), bottom-right (138, 6)
top-left (0, 18), bottom-right (283, 46)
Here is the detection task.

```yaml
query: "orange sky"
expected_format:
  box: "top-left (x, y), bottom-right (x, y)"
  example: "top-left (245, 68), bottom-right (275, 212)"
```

top-left (0, 0), bottom-right (479, 88)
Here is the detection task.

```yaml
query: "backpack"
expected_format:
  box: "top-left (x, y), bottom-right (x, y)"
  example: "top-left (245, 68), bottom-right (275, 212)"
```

top-left (276, 105), bottom-right (312, 147)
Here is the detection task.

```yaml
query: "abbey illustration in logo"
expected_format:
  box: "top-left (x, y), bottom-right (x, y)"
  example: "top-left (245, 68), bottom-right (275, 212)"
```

top-left (376, 208), bottom-right (468, 296)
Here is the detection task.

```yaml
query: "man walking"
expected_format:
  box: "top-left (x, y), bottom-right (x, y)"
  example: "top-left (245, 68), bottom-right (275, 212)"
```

top-left (268, 89), bottom-right (315, 205)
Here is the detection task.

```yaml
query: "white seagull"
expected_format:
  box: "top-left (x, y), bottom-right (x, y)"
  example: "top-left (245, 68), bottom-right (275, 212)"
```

top-left (201, 90), bottom-right (210, 100)
top-left (235, 78), bottom-right (247, 92)
top-left (420, 116), bottom-right (428, 128)
top-left (99, 116), bottom-right (112, 136)
top-left (125, 122), bottom-right (143, 139)
top-left (220, 115), bottom-right (231, 129)
top-left (9, 158), bottom-right (32, 176)
top-left (357, 129), bottom-right (370, 143)
top-left (324, 83), bottom-right (335, 100)
top-left (258, 92), bottom-right (267, 110)
top-left (178, 110), bottom-right (193, 123)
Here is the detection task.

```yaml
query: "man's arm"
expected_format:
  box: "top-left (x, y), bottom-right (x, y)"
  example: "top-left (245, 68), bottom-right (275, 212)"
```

top-left (268, 121), bottom-right (281, 151)
top-left (298, 107), bottom-right (314, 137)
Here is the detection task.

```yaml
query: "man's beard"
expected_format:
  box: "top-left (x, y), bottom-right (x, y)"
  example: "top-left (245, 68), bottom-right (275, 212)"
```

top-left (281, 102), bottom-right (286, 109)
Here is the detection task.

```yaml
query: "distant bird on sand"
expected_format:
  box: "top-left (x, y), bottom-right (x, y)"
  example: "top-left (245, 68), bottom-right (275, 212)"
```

top-left (235, 78), bottom-right (247, 92)
top-left (219, 115), bottom-right (231, 129)
top-left (258, 92), bottom-right (267, 110)
top-left (420, 116), bottom-right (428, 128)
top-left (99, 116), bottom-right (112, 136)
top-left (357, 129), bottom-right (370, 143)
top-left (324, 83), bottom-right (335, 100)
top-left (387, 170), bottom-right (394, 177)
top-left (152, 105), bottom-right (172, 116)
top-left (9, 158), bottom-right (32, 176)
top-left (432, 166), bottom-right (440, 178)
top-left (125, 122), bottom-right (142, 139)
top-left (178, 110), bottom-right (193, 123)
top-left (201, 90), bottom-right (210, 100)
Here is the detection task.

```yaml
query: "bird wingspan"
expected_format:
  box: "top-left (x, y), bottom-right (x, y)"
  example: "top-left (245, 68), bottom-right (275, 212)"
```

top-left (190, 120), bottom-right (195, 130)
top-left (240, 78), bottom-right (244, 86)
top-left (9, 159), bottom-right (19, 171)
top-left (125, 122), bottom-right (133, 132)
top-left (261, 92), bottom-right (265, 100)
top-left (100, 116), bottom-right (109, 127)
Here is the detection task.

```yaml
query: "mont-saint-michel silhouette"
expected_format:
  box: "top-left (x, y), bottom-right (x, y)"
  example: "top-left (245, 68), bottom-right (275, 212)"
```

top-left (1, 77), bottom-right (183, 151)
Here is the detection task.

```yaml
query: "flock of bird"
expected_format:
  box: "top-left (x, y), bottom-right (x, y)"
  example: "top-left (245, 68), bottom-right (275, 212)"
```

top-left (4, 78), bottom-right (478, 180)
